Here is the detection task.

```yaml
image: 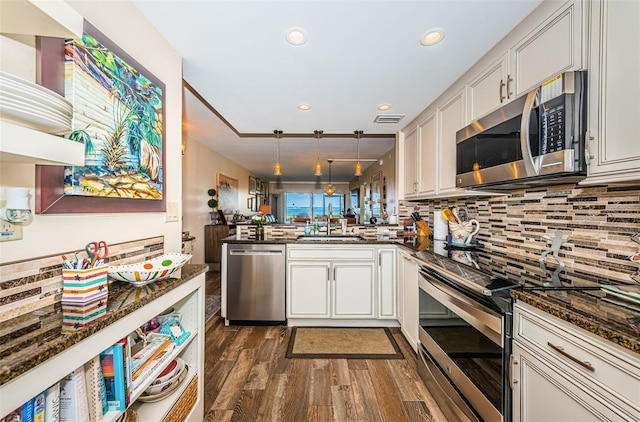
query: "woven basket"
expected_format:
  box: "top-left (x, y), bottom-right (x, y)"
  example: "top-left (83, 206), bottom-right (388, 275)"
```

top-left (163, 375), bottom-right (198, 422)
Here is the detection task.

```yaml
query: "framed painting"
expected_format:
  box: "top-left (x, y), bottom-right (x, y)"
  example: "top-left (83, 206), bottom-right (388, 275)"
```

top-left (255, 178), bottom-right (262, 194)
top-left (36, 20), bottom-right (166, 213)
top-left (218, 173), bottom-right (238, 215)
top-left (249, 176), bottom-right (256, 195)
top-left (261, 181), bottom-right (268, 196)
top-left (371, 171), bottom-right (382, 217)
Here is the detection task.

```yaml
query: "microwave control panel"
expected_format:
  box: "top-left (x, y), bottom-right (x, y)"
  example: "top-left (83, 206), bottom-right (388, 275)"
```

top-left (541, 100), bottom-right (565, 155)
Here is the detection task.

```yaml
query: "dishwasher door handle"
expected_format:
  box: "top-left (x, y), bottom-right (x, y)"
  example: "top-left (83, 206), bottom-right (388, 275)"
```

top-left (229, 249), bottom-right (283, 255)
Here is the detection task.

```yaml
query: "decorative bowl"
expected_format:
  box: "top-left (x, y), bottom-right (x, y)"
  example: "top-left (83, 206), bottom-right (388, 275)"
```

top-left (150, 357), bottom-right (185, 387)
top-left (144, 361), bottom-right (187, 396)
top-left (108, 253), bottom-right (192, 286)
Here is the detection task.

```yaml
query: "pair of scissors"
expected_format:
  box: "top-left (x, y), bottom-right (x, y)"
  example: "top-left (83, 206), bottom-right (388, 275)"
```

top-left (85, 241), bottom-right (108, 266)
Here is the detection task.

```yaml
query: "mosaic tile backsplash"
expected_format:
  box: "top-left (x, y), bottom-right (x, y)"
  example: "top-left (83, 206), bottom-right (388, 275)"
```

top-left (400, 184), bottom-right (640, 287)
top-left (0, 237), bottom-right (165, 323)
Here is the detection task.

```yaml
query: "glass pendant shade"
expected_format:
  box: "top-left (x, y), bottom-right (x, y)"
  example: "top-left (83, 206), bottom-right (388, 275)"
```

top-left (324, 183), bottom-right (336, 196)
top-left (273, 129), bottom-right (283, 176)
top-left (354, 130), bottom-right (363, 176)
top-left (354, 161), bottom-right (362, 176)
top-left (324, 159), bottom-right (335, 196)
top-left (313, 129), bottom-right (323, 176)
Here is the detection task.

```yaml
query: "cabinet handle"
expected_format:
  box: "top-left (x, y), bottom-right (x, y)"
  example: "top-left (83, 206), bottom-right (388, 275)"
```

top-left (499, 79), bottom-right (506, 103)
top-left (509, 355), bottom-right (518, 389)
top-left (506, 74), bottom-right (513, 99)
top-left (547, 342), bottom-right (595, 372)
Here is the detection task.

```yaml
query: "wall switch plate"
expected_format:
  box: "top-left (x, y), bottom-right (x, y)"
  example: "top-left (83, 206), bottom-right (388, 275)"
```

top-left (166, 202), bottom-right (179, 222)
top-left (0, 220), bottom-right (23, 241)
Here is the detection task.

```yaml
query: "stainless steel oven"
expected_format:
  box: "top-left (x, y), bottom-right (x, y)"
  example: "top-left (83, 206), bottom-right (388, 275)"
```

top-left (414, 250), bottom-right (519, 422)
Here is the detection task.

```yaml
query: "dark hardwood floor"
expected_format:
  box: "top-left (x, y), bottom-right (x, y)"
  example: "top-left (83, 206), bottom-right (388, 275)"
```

top-left (202, 271), bottom-right (446, 422)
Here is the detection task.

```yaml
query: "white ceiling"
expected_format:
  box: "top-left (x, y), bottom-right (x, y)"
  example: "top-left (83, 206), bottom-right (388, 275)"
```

top-left (133, 0), bottom-right (542, 183)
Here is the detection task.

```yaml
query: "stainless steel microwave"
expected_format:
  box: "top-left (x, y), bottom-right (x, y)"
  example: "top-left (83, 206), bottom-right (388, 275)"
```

top-left (456, 71), bottom-right (587, 189)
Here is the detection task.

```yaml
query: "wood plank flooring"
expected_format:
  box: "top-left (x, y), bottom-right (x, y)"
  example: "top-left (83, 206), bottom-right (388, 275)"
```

top-left (203, 271), bottom-right (447, 422)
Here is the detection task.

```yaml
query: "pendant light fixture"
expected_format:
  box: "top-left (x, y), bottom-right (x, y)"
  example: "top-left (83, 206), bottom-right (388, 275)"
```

top-left (324, 159), bottom-right (336, 196)
top-left (354, 130), bottom-right (363, 176)
top-left (314, 129), bottom-right (323, 176)
top-left (273, 129), bottom-right (282, 175)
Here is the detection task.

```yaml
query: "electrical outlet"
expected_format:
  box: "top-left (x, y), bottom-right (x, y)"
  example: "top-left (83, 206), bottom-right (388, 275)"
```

top-left (0, 220), bottom-right (23, 241)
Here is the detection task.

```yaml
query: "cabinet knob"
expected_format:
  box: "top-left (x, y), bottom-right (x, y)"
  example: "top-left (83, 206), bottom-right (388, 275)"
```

top-left (506, 75), bottom-right (513, 99)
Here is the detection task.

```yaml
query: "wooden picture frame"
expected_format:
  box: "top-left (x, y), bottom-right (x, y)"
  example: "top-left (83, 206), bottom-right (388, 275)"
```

top-left (261, 181), bottom-right (268, 196)
top-left (217, 173), bottom-right (238, 215)
top-left (36, 20), bottom-right (166, 214)
top-left (249, 176), bottom-right (257, 195)
top-left (255, 178), bottom-right (262, 194)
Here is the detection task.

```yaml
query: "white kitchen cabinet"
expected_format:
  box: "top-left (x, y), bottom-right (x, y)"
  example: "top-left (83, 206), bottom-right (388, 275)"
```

top-left (287, 245), bottom-right (378, 321)
top-left (437, 88), bottom-right (467, 196)
top-left (0, 271), bottom-right (206, 421)
top-left (510, 0), bottom-right (584, 97)
top-left (468, 53), bottom-right (510, 121)
top-left (333, 262), bottom-right (375, 318)
top-left (399, 250), bottom-right (419, 352)
top-left (377, 247), bottom-right (396, 319)
top-left (288, 261), bottom-right (331, 318)
top-left (401, 113), bottom-right (437, 198)
top-left (583, 0), bottom-right (640, 184)
top-left (511, 301), bottom-right (640, 421)
top-left (512, 344), bottom-right (629, 421)
top-left (402, 126), bottom-right (419, 198)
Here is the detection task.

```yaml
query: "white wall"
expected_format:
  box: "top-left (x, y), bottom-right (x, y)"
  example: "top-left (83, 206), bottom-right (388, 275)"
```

top-left (181, 135), bottom-right (255, 264)
top-left (0, 1), bottom-right (183, 263)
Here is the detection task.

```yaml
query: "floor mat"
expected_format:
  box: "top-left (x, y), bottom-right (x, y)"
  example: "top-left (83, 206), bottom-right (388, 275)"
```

top-left (286, 327), bottom-right (403, 359)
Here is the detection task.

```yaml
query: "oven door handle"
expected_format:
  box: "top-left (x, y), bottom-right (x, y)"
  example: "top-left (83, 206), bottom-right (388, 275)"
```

top-left (419, 273), bottom-right (503, 347)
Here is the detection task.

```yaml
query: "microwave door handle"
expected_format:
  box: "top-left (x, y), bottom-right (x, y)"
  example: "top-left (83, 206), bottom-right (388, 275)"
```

top-left (520, 89), bottom-right (540, 176)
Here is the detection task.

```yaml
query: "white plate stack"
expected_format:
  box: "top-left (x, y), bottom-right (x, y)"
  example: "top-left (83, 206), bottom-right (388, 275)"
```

top-left (0, 70), bottom-right (72, 135)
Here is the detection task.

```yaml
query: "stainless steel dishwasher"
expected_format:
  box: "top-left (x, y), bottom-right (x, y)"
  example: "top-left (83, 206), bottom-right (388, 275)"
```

top-left (227, 243), bottom-right (286, 324)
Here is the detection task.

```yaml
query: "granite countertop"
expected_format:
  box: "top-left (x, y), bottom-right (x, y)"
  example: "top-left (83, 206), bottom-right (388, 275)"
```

top-left (0, 264), bottom-right (208, 386)
top-left (223, 236), bottom-right (402, 245)
top-left (512, 289), bottom-right (640, 355)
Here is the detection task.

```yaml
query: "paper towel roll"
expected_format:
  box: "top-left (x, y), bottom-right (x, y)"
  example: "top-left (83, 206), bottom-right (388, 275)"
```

top-left (433, 210), bottom-right (448, 241)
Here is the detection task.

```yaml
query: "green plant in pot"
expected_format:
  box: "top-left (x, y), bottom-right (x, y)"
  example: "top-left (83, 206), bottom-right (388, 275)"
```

top-left (207, 188), bottom-right (218, 223)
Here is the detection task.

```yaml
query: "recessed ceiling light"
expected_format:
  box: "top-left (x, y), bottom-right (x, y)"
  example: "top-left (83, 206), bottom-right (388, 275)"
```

top-left (377, 104), bottom-right (392, 111)
top-left (298, 103), bottom-right (311, 111)
top-left (421, 28), bottom-right (445, 46)
top-left (286, 28), bottom-right (307, 45)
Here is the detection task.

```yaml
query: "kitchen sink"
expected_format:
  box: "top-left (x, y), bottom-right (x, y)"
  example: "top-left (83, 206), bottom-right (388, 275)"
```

top-left (296, 235), bottom-right (365, 242)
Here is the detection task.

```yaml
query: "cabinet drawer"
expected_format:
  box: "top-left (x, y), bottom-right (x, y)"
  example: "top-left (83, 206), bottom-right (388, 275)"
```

top-left (514, 302), bottom-right (640, 411)
top-left (288, 246), bottom-right (375, 261)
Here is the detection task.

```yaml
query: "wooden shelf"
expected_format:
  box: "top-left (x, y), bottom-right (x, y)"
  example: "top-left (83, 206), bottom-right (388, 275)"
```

top-left (0, 120), bottom-right (85, 166)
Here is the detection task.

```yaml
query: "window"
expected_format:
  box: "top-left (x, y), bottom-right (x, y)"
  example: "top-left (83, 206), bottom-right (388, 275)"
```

top-left (285, 192), bottom-right (345, 223)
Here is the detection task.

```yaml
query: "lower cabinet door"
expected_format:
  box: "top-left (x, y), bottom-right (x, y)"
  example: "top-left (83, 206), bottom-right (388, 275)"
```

top-left (333, 262), bottom-right (375, 318)
top-left (512, 342), bottom-right (630, 422)
top-left (287, 262), bottom-right (330, 318)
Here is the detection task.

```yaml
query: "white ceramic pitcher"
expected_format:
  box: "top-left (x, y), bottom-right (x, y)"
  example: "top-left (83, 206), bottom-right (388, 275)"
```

top-left (448, 219), bottom-right (480, 245)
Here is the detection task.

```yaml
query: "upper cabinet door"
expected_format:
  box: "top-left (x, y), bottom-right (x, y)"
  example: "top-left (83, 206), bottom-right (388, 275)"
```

top-left (437, 89), bottom-right (466, 195)
top-left (402, 127), bottom-right (418, 198)
top-left (417, 112), bottom-right (437, 196)
top-left (511, 0), bottom-right (584, 97)
top-left (584, 0), bottom-right (640, 184)
top-left (468, 53), bottom-right (509, 121)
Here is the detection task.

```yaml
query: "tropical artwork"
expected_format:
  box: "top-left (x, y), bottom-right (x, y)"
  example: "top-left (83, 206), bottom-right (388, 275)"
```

top-left (217, 174), bottom-right (239, 215)
top-left (63, 31), bottom-right (164, 200)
